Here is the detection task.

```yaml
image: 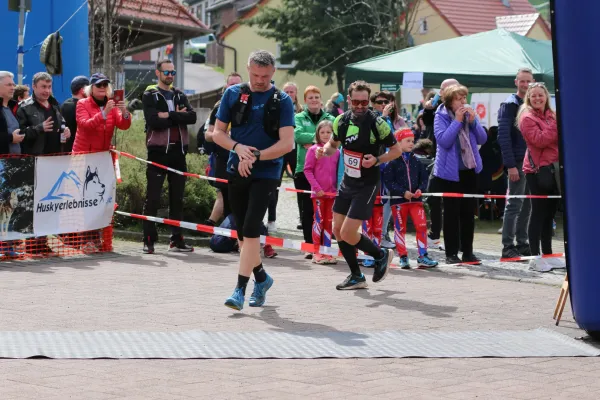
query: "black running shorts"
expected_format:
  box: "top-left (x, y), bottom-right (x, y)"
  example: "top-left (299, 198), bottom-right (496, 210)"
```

top-left (228, 174), bottom-right (279, 240)
top-left (333, 176), bottom-right (380, 221)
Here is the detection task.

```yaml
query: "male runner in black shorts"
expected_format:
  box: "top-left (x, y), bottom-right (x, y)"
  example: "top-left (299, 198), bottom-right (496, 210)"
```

top-left (317, 80), bottom-right (403, 289)
top-left (213, 50), bottom-right (295, 310)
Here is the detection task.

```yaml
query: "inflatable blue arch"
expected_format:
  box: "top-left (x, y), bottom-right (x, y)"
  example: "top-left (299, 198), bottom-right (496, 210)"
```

top-left (552, 0), bottom-right (600, 337)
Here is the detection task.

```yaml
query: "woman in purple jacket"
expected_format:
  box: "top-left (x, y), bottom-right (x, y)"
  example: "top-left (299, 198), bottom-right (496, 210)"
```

top-left (433, 85), bottom-right (487, 265)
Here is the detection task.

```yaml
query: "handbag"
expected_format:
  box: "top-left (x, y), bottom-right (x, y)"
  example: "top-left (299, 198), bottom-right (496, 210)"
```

top-left (527, 151), bottom-right (559, 194)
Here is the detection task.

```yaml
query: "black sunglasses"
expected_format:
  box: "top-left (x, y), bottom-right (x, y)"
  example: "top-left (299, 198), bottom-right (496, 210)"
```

top-left (94, 82), bottom-right (109, 88)
top-left (375, 100), bottom-right (390, 105)
top-left (162, 70), bottom-right (177, 76)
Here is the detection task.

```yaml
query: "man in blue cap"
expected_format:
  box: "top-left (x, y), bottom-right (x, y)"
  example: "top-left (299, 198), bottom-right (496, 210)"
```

top-left (61, 75), bottom-right (89, 153)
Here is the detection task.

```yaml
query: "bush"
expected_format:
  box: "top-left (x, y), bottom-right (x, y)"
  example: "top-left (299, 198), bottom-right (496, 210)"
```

top-left (113, 119), bottom-right (215, 231)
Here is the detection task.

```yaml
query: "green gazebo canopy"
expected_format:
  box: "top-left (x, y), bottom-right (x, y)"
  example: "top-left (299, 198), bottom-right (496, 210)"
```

top-left (345, 29), bottom-right (554, 92)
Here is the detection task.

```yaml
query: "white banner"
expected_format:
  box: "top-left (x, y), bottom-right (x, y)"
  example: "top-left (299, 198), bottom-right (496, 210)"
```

top-left (33, 152), bottom-right (116, 236)
top-left (402, 72), bottom-right (424, 89)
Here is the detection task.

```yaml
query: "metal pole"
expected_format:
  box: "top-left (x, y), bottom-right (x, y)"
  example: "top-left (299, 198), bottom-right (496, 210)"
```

top-left (17, 0), bottom-right (26, 84)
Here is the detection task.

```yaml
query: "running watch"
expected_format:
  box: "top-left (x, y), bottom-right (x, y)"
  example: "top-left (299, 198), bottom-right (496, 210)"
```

top-left (252, 150), bottom-right (261, 162)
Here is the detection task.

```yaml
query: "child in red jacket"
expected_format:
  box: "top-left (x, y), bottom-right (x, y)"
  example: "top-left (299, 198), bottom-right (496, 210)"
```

top-left (383, 129), bottom-right (438, 269)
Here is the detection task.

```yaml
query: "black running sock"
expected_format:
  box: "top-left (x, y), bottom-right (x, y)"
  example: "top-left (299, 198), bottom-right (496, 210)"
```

top-left (253, 264), bottom-right (267, 283)
top-left (338, 241), bottom-right (362, 277)
top-left (237, 274), bottom-right (250, 295)
top-left (356, 234), bottom-right (385, 259)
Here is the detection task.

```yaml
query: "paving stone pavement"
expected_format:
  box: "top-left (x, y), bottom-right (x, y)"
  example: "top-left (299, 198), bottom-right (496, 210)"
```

top-left (0, 183), bottom-right (588, 399)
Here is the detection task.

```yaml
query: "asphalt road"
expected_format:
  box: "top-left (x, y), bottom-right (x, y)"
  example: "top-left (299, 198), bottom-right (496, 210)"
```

top-left (183, 62), bottom-right (224, 94)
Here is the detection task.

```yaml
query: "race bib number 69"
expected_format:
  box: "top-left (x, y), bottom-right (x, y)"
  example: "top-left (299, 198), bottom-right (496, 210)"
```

top-left (344, 150), bottom-right (363, 178)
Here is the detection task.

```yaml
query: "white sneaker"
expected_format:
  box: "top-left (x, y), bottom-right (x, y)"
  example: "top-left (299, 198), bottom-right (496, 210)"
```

top-left (380, 239), bottom-right (395, 249)
top-left (545, 257), bottom-right (566, 270)
top-left (267, 221), bottom-right (277, 234)
top-left (497, 227), bottom-right (503, 234)
top-left (529, 258), bottom-right (552, 273)
top-left (428, 237), bottom-right (444, 251)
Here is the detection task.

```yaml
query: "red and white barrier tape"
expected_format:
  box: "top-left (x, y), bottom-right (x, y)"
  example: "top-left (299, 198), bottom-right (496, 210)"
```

top-left (111, 149), bottom-right (561, 200)
top-left (115, 211), bottom-right (565, 266)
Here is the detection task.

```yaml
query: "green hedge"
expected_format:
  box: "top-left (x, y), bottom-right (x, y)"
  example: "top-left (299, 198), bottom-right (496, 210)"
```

top-left (113, 119), bottom-right (215, 231)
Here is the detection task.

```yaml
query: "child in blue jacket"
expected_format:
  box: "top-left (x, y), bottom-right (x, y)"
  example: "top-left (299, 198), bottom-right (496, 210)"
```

top-left (383, 129), bottom-right (438, 269)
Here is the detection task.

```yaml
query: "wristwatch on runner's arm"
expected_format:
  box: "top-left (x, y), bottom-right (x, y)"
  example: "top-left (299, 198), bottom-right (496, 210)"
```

top-left (252, 150), bottom-right (261, 162)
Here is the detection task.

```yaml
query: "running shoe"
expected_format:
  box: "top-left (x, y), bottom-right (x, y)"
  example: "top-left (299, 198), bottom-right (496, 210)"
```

top-left (169, 238), bottom-right (194, 252)
top-left (445, 255), bottom-right (462, 265)
top-left (224, 287), bottom-right (245, 311)
top-left (373, 249), bottom-right (393, 283)
top-left (263, 244), bottom-right (277, 259)
top-left (249, 274), bottom-right (274, 307)
top-left (362, 258), bottom-right (375, 268)
top-left (417, 254), bottom-right (439, 269)
top-left (380, 239), bottom-right (395, 249)
top-left (462, 254), bottom-right (482, 265)
top-left (428, 235), bottom-right (444, 251)
top-left (545, 257), bottom-right (566, 270)
top-left (399, 255), bottom-right (410, 269)
top-left (529, 258), bottom-right (552, 273)
top-left (501, 245), bottom-right (522, 260)
top-left (336, 274), bottom-right (368, 290)
top-left (516, 244), bottom-right (532, 257)
top-left (312, 254), bottom-right (328, 264)
top-left (325, 255), bottom-right (338, 264)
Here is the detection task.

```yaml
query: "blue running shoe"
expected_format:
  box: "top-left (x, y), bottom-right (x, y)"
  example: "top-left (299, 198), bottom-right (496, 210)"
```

top-left (417, 254), bottom-right (439, 269)
top-left (362, 258), bottom-right (375, 268)
top-left (373, 249), bottom-right (393, 283)
top-left (399, 255), bottom-right (410, 269)
top-left (224, 287), bottom-right (245, 311)
top-left (336, 274), bottom-right (368, 290)
top-left (249, 274), bottom-right (274, 307)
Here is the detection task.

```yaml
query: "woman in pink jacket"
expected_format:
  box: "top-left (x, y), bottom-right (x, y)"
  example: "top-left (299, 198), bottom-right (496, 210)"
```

top-left (304, 120), bottom-right (340, 264)
top-left (517, 82), bottom-right (562, 272)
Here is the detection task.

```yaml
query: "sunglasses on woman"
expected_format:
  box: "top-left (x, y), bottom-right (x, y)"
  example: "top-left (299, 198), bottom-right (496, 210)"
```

top-left (162, 70), bottom-right (177, 76)
top-left (95, 82), bottom-right (109, 88)
top-left (374, 100), bottom-right (390, 105)
top-left (350, 99), bottom-right (369, 107)
top-left (528, 82), bottom-right (546, 88)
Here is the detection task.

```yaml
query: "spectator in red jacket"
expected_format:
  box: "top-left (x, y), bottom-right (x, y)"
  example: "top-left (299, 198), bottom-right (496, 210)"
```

top-left (73, 73), bottom-right (131, 153)
top-left (517, 82), bottom-right (562, 272)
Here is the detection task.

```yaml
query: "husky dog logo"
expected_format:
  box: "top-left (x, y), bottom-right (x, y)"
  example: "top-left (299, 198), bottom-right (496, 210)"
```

top-left (83, 167), bottom-right (105, 202)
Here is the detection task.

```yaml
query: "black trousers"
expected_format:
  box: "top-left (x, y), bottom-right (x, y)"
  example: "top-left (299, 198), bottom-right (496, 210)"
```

top-left (268, 147), bottom-right (298, 222)
top-left (436, 170), bottom-right (478, 257)
top-left (526, 173), bottom-right (558, 255)
top-left (427, 175), bottom-right (443, 239)
top-left (142, 147), bottom-right (187, 243)
top-left (293, 172), bottom-right (314, 244)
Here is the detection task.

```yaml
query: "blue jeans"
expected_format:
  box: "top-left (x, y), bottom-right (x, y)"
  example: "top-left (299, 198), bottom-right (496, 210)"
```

top-left (501, 163), bottom-right (531, 247)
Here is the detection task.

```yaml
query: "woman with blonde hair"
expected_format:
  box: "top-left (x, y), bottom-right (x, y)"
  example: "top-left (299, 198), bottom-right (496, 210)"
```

top-left (433, 84), bottom-right (487, 265)
top-left (517, 82), bottom-right (562, 272)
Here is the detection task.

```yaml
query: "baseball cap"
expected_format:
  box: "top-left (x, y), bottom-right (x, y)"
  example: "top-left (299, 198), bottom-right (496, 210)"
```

top-left (89, 73), bottom-right (111, 86)
top-left (70, 75), bottom-right (89, 94)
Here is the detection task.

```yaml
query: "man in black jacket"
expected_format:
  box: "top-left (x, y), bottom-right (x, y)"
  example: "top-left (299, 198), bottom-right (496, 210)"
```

top-left (141, 59), bottom-right (197, 254)
top-left (17, 72), bottom-right (70, 156)
top-left (60, 75), bottom-right (89, 153)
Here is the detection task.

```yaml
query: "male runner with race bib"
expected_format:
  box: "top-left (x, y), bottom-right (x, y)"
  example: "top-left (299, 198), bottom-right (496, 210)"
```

top-left (316, 81), bottom-right (403, 290)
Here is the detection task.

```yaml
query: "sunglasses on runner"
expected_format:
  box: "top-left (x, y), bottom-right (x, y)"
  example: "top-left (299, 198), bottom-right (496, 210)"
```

top-left (374, 100), bottom-right (390, 105)
top-left (162, 70), bottom-right (177, 76)
top-left (351, 99), bottom-right (369, 107)
top-left (94, 82), bottom-right (109, 88)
